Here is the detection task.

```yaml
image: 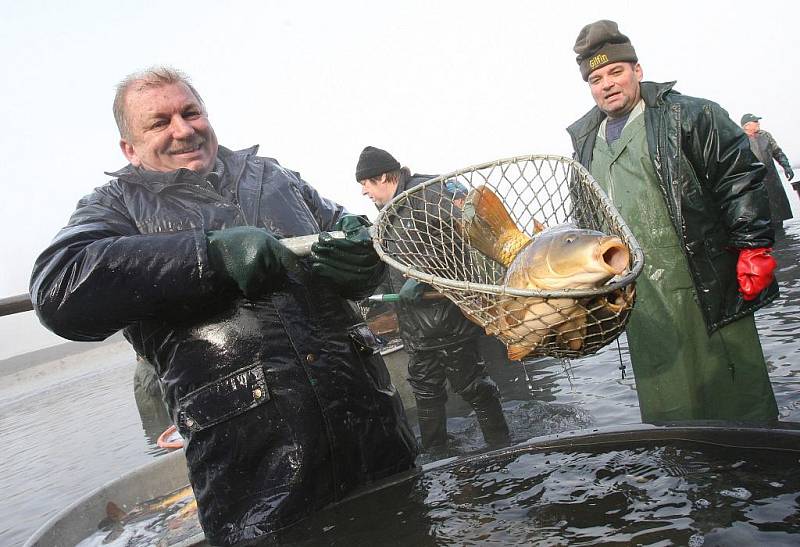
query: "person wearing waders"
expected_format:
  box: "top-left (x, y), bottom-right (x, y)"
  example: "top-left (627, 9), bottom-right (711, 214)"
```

top-left (567, 20), bottom-right (779, 423)
top-left (356, 146), bottom-right (510, 451)
top-left (740, 113), bottom-right (795, 234)
top-left (29, 67), bottom-right (417, 547)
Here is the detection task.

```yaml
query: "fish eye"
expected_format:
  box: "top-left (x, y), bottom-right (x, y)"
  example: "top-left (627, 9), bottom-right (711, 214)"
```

top-left (565, 236), bottom-right (575, 244)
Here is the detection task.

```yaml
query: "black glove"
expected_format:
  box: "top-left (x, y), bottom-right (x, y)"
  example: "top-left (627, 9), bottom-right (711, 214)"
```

top-left (207, 227), bottom-right (290, 298)
top-left (398, 278), bottom-right (427, 304)
top-left (311, 215), bottom-right (385, 299)
top-left (785, 168), bottom-right (794, 181)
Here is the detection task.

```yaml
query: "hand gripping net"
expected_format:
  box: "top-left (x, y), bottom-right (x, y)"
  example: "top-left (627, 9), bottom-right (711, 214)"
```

top-left (372, 154), bottom-right (644, 359)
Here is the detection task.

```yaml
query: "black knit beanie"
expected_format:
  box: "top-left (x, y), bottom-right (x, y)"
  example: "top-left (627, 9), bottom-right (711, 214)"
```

top-left (574, 20), bottom-right (638, 81)
top-left (355, 146), bottom-right (401, 181)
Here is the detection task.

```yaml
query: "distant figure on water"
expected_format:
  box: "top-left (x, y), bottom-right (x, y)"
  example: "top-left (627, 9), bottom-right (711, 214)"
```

top-left (567, 20), bottom-right (779, 423)
top-left (741, 113), bottom-right (795, 232)
top-left (29, 66), bottom-right (417, 546)
top-left (356, 146), bottom-right (510, 451)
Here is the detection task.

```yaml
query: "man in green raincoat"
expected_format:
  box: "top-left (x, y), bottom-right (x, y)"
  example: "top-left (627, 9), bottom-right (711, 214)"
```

top-left (566, 20), bottom-right (779, 424)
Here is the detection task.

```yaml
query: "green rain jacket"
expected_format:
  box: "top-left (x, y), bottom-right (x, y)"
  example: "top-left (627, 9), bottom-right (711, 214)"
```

top-left (567, 81), bottom-right (778, 334)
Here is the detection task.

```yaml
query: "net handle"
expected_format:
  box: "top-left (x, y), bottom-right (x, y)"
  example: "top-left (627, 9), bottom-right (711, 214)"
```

top-left (280, 230), bottom-right (630, 300)
top-left (279, 231), bottom-right (346, 255)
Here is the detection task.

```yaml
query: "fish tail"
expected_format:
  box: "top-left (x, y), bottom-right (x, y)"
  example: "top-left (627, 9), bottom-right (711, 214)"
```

top-left (507, 344), bottom-right (533, 361)
top-left (463, 185), bottom-right (531, 267)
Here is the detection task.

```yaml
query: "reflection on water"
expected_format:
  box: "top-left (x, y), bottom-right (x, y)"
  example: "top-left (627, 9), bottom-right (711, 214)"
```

top-left (276, 440), bottom-right (800, 546)
top-left (60, 436), bottom-right (800, 547)
top-left (2, 221), bottom-right (800, 545)
top-left (0, 345), bottom-right (169, 547)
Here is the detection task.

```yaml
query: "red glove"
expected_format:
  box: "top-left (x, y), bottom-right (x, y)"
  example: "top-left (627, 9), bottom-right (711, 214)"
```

top-left (736, 248), bottom-right (776, 301)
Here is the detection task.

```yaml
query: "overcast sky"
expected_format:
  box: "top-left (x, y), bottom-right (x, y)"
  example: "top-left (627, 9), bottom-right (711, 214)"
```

top-left (2, 0), bottom-right (799, 355)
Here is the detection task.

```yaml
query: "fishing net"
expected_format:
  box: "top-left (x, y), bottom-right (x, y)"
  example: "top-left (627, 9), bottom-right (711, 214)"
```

top-left (373, 154), bottom-right (644, 359)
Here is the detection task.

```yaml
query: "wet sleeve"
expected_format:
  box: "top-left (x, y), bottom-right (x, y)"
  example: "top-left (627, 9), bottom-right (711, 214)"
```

top-left (764, 131), bottom-right (792, 173)
top-left (290, 170), bottom-right (348, 231)
top-left (29, 189), bottom-right (220, 341)
top-left (684, 101), bottom-right (773, 249)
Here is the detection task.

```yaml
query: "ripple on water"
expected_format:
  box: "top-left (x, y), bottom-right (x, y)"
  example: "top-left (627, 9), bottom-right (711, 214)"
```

top-left (268, 440), bottom-right (800, 546)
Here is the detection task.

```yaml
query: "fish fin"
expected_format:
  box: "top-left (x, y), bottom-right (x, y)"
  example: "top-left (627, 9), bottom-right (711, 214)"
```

top-left (484, 302), bottom-right (506, 336)
top-left (463, 185), bottom-right (531, 267)
top-left (105, 501), bottom-right (127, 522)
top-left (598, 286), bottom-right (636, 315)
top-left (533, 219), bottom-right (546, 233)
top-left (507, 344), bottom-right (533, 361)
top-left (567, 338), bottom-right (583, 351)
top-left (562, 330), bottom-right (584, 351)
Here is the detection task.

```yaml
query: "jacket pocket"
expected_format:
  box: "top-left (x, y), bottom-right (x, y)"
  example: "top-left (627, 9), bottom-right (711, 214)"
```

top-left (176, 363), bottom-right (270, 434)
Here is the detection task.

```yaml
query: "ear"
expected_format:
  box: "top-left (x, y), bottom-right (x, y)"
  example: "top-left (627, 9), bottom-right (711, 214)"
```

top-left (120, 139), bottom-right (141, 167)
top-left (634, 62), bottom-right (643, 82)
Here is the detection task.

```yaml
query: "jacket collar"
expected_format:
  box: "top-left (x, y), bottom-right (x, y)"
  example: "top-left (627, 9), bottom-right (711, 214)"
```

top-left (567, 81), bottom-right (678, 162)
top-left (567, 80), bottom-right (678, 137)
top-left (640, 80), bottom-right (676, 107)
top-left (105, 145), bottom-right (260, 191)
top-left (393, 170), bottom-right (411, 198)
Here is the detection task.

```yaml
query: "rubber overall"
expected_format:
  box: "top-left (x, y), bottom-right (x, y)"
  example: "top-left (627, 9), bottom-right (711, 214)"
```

top-left (387, 173), bottom-right (510, 449)
top-left (590, 107), bottom-right (778, 423)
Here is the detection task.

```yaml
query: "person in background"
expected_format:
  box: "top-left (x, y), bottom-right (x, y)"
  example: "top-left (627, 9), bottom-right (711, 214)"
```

top-left (741, 113), bottom-right (796, 231)
top-left (567, 20), bottom-right (779, 423)
top-left (29, 67), bottom-right (417, 546)
top-left (356, 146), bottom-right (511, 451)
top-left (132, 354), bottom-right (174, 446)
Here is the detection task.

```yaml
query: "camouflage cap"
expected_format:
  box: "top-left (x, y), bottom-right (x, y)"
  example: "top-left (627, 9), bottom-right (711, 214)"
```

top-left (574, 20), bottom-right (638, 81)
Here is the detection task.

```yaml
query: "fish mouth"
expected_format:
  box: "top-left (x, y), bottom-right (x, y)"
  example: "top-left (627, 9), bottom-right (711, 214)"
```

top-left (597, 238), bottom-right (629, 275)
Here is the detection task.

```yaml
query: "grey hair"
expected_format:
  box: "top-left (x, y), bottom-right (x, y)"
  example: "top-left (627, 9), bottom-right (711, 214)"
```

top-left (113, 66), bottom-right (205, 140)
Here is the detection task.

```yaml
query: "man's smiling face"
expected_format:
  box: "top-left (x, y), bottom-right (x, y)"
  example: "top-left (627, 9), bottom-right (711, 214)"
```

top-left (119, 82), bottom-right (218, 176)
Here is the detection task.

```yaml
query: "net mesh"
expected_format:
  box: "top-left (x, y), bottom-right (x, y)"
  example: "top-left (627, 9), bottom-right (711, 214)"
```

top-left (373, 154), bottom-right (644, 359)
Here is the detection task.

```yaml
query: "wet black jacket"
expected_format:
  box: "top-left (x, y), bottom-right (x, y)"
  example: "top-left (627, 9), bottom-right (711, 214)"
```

top-left (567, 81), bottom-right (778, 333)
top-left (383, 172), bottom-right (482, 352)
top-left (30, 145), bottom-right (417, 546)
top-left (747, 130), bottom-right (793, 222)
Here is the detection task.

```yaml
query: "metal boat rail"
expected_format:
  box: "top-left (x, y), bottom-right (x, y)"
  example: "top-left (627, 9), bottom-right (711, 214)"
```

top-left (0, 293), bottom-right (32, 317)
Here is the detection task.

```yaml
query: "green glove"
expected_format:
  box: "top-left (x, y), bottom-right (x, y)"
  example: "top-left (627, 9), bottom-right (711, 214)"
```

top-left (785, 167), bottom-right (794, 181)
top-left (398, 278), bottom-right (427, 304)
top-left (311, 214), bottom-right (385, 298)
top-left (207, 227), bottom-right (290, 298)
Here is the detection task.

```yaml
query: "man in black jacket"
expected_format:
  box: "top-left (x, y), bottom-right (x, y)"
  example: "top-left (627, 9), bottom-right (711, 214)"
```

top-left (30, 67), bottom-right (417, 546)
top-left (741, 113), bottom-right (795, 230)
top-left (356, 145), bottom-right (510, 451)
top-left (567, 21), bottom-right (778, 423)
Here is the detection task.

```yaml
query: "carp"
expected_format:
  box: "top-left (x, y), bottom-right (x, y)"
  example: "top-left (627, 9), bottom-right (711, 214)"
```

top-left (462, 185), bottom-right (631, 360)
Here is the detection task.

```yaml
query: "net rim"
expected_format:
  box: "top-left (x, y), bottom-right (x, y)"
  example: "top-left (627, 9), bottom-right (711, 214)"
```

top-left (373, 153), bottom-right (644, 299)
